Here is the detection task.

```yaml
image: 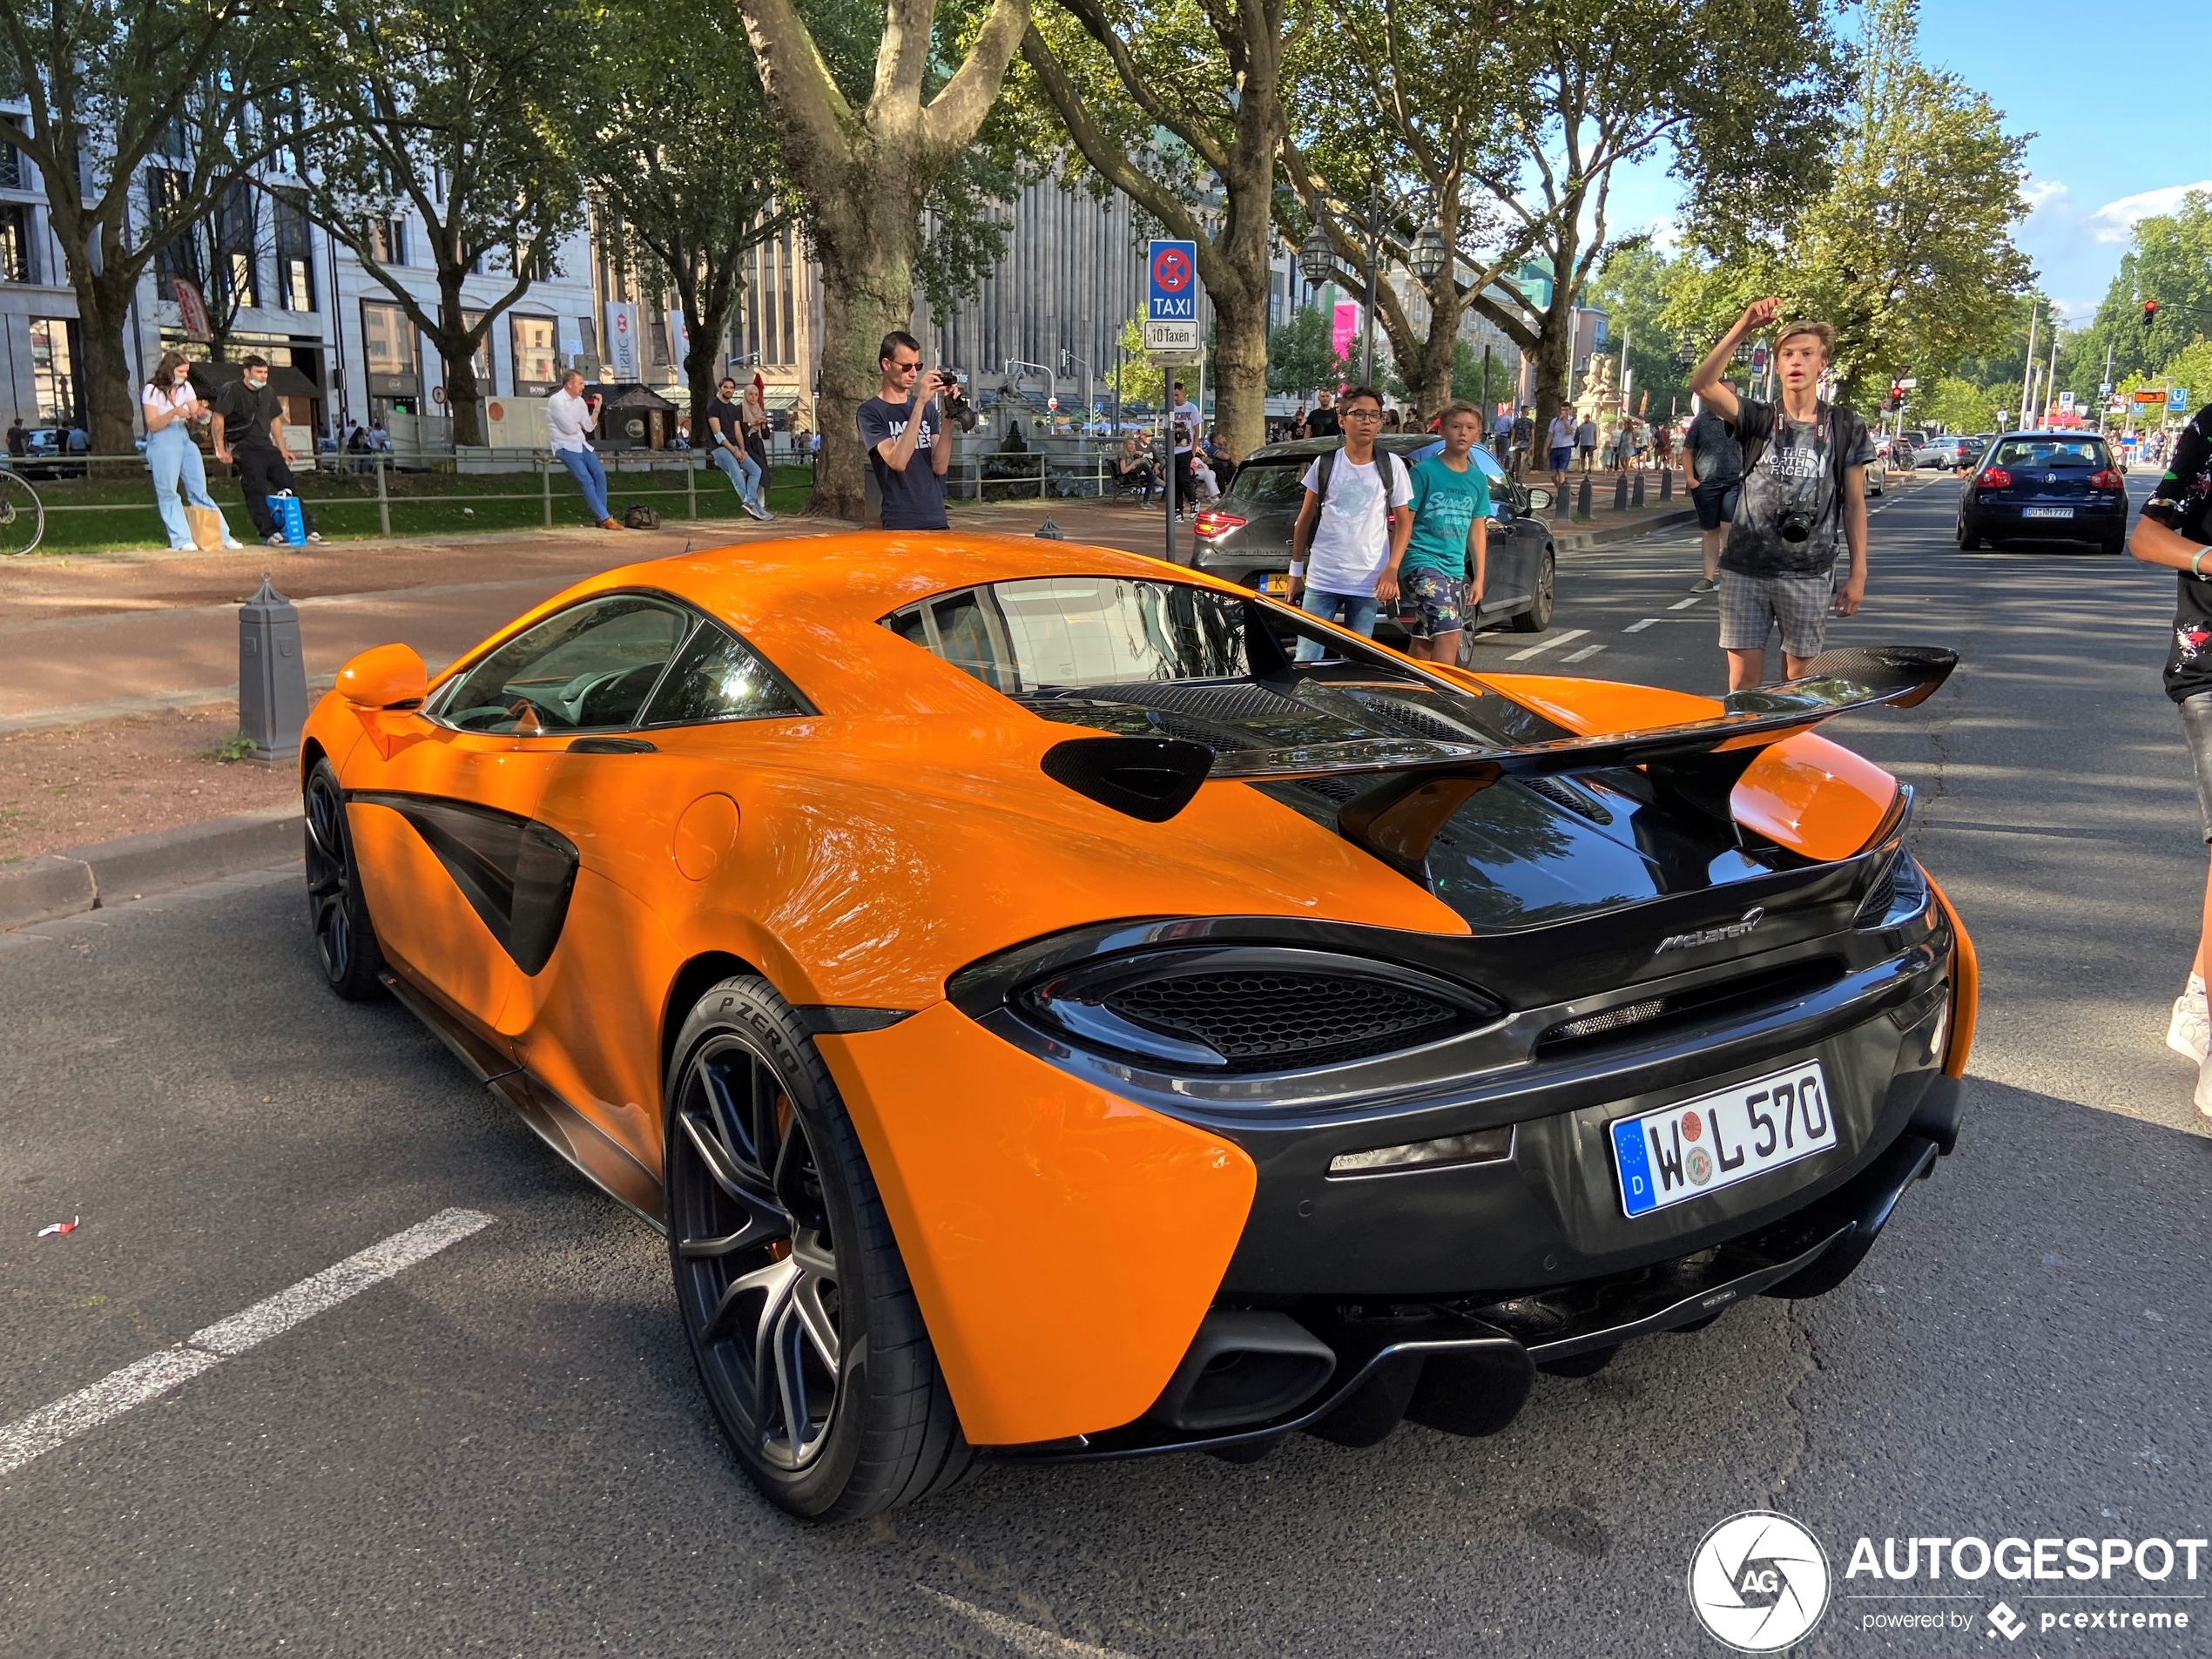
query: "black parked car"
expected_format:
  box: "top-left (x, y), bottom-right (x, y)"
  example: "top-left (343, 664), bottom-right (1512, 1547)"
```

top-left (1955, 431), bottom-right (2128, 555)
top-left (1190, 435), bottom-right (1559, 662)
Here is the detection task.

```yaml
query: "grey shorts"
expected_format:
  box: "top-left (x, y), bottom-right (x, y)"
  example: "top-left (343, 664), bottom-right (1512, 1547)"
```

top-left (2181, 691), bottom-right (2212, 842)
top-left (1717, 569), bottom-right (1836, 658)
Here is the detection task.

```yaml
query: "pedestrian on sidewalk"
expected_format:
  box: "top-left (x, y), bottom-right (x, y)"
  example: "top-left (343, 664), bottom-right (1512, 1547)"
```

top-left (1384, 401), bottom-right (1488, 664)
top-left (1287, 386), bottom-right (1413, 663)
top-left (546, 369), bottom-right (625, 530)
top-left (141, 352), bottom-right (240, 550)
top-left (1115, 431), bottom-right (1156, 504)
top-left (1683, 396), bottom-right (1741, 593)
top-left (1170, 381), bottom-right (1201, 518)
top-left (858, 330), bottom-right (952, 531)
top-left (1491, 405), bottom-right (1514, 466)
top-left (212, 355), bottom-right (323, 547)
top-left (5, 418), bottom-right (24, 460)
top-left (1575, 412), bottom-right (1597, 473)
top-left (1511, 405), bottom-right (1535, 479)
top-left (1547, 401), bottom-right (1576, 490)
top-left (1305, 388), bottom-right (1341, 440)
top-left (742, 374), bottom-right (775, 504)
top-left (2127, 401), bottom-right (2212, 1113)
top-left (1689, 299), bottom-right (1872, 691)
top-left (705, 375), bottom-right (769, 519)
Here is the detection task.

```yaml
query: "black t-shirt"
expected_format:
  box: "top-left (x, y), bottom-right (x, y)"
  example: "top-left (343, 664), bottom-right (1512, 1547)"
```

top-left (857, 395), bottom-right (948, 530)
top-left (2141, 405), bottom-right (2212, 703)
top-left (215, 379), bottom-right (284, 452)
top-left (1305, 407), bottom-right (1341, 439)
top-left (705, 398), bottom-right (745, 451)
top-left (1683, 408), bottom-right (1741, 489)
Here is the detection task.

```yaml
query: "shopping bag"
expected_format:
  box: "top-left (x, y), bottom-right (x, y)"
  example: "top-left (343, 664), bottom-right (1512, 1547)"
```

top-left (184, 502), bottom-right (226, 551)
top-left (273, 492), bottom-right (307, 546)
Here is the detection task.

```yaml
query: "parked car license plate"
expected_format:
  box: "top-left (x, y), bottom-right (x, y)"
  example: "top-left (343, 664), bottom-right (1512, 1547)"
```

top-left (2022, 506), bottom-right (2074, 518)
top-left (1258, 574), bottom-right (1291, 594)
top-left (1609, 1060), bottom-right (1836, 1217)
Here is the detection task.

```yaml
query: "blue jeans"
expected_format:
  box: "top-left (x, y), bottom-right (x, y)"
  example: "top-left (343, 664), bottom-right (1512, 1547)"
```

top-left (708, 443), bottom-right (760, 502)
top-left (146, 423), bottom-right (230, 548)
top-left (1294, 587), bottom-right (1381, 661)
top-left (557, 446), bottom-right (610, 522)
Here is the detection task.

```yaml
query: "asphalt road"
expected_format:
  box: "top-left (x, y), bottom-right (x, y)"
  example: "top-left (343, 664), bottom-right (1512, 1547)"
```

top-left (3, 474), bottom-right (2209, 1659)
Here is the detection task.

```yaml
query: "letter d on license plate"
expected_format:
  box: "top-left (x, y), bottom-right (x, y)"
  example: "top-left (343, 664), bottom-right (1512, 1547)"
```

top-left (1610, 1060), bottom-right (1837, 1217)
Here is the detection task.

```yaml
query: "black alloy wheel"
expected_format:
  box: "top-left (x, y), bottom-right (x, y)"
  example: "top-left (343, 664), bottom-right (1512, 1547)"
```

top-left (664, 975), bottom-right (972, 1519)
top-left (303, 759), bottom-right (386, 1000)
top-left (1509, 549), bottom-right (1557, 633)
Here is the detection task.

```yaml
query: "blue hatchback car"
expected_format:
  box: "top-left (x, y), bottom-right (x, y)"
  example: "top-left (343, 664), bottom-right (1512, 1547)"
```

top-left (1955, 431), bottom-right (2128, 554)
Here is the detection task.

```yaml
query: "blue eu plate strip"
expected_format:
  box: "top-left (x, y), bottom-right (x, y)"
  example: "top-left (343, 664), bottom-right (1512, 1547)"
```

top-left (1613, 1116), bottom-right (1656, 1217)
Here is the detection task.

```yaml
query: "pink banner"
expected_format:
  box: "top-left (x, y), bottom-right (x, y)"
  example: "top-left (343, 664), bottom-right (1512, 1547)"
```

top-left (1332, 301), bottom-right (1359, 381)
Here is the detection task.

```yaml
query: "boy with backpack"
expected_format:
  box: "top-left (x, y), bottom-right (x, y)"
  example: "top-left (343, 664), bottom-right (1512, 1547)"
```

top-left (1286, 385), bottom-right (1413, 663)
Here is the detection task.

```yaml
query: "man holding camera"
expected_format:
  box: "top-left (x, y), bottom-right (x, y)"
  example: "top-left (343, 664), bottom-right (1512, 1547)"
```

top-left (1689, 298), bottom-right (1872, 691)
top-left (859, 330), bottom-right (953, 531)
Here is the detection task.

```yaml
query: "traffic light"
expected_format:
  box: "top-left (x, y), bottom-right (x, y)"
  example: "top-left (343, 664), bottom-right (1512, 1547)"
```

top-left (2144, 300), bottom-right (2161, 330)
top-left (1887, 382), bottom-right (1904, 412)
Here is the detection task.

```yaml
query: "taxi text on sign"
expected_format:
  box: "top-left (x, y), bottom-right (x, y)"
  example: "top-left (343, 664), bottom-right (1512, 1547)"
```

top-left (1145, 239), bottom-right (1201, 353)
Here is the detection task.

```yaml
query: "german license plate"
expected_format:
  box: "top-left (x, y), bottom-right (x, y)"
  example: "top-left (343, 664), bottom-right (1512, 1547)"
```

top-left (2022, 506), bottom-right (2074, 519)
top-left (1259, 574), bottom-right (1290, 594)
top-left (1610, 1060), bottom-right (1836, 1217)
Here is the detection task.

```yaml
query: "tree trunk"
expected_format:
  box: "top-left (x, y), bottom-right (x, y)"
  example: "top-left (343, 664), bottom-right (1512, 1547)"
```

top-left (434, 280), bottom-right (488, 447)
top-left (808, 202), bottom-right (921, 522)
top-left (1210, 280), bottom-right (1270, 462)
top-left (72, 265), bottom-right (142, 461)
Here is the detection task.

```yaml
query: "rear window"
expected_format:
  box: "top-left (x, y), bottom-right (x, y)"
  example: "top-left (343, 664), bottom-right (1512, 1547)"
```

top-left (883, 577), bottom-right (1251, 692)
top-left (1221, 460), bottom-right (1311, 508)
top-left (1992, 438), bottom-right (2111, 469)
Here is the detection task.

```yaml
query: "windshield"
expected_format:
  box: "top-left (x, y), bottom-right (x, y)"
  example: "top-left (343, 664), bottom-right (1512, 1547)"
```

top-left (1992, 437), bottom-right (2111, 469)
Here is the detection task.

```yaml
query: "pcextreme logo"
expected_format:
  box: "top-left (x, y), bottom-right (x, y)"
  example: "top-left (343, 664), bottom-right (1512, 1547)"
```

top-left (1687, 1511), bottom-right (1831, 1651)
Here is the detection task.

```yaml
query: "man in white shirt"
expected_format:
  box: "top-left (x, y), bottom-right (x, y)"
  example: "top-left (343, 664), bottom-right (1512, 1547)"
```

top-left (1169, 380), bottom-right (1201, 519)
top-left (546, 369), bottom-right (624, 529)
top-left (1286, 384), bottom-right (1413, 663)
top-left (1547, 401), bottom-right (1576, 489)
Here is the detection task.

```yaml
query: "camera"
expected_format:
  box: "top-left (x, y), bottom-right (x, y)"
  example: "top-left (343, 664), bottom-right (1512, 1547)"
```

top-left (1776, 507), bottom-right (1814, 544)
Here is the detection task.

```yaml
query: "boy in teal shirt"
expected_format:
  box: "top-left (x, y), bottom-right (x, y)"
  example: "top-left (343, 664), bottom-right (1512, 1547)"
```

top-left (1380, 401), bottom-right (1490, 662)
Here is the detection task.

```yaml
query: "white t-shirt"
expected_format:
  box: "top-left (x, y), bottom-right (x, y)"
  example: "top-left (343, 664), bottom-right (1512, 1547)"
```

top-left (1301, 451), bottom-right (1413, 596)
top-left (546, 388), bottom-right (596, 453)
top-left (142, 382), bottom-right (197, 428)
top-left (1171, 400), bottom-right (1200, 454)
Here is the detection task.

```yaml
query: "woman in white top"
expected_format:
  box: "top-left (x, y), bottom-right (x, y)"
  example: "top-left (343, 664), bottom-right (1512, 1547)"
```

top-left (141, 350), bottom-right (239, 550)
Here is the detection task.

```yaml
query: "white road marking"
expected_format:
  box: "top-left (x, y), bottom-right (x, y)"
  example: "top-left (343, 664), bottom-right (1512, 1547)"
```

top-left (1506, 628), bottom-right (1588, 661)
top-left (1561, 644), bottom-right (1608, 663)
top-left (0, 1208), bottom-right (493, 1478)
top-left (920, 1587), bottom-right (1144, 1658)
top-left (1668, 597), bottom-right (1703, 610)
top-left (1623, 617), bottom-right (1657, 632)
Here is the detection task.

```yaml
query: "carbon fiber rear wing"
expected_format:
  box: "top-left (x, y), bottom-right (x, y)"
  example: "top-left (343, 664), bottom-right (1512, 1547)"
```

top-left (1039, 645), bottom-right (1955, 874)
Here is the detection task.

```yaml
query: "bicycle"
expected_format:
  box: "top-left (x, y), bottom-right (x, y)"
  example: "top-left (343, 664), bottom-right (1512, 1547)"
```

top-left (0, 464), bottom-right (45, 555)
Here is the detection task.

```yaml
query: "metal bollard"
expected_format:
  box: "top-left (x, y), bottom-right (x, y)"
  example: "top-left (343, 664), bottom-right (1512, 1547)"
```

top-left (1575, 475), bottom-right (1593, 521)
top-left (1632, 471), bottom-right (1646, 509)
top-left (1612, 472), bottom-right (1629, 511)
top-left (1035, 516), bottom-right (1064, 539)
top-left (238, 574), bottom-right (307, 764)
top-left (1660, 468), bottom-right (1672, 502)
top-left (374, 455), bottom-right (391, 537)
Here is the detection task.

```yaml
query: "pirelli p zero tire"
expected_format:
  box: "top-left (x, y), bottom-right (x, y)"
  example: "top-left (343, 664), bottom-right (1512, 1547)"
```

top-left (664, 974), bottom-right (973, 1521)
top-left (303, 758), bottom-right (386, 1001)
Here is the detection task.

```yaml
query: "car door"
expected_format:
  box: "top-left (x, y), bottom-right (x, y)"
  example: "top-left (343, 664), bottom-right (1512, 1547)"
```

top-left (342, 592), bottom-right (696, 1050)
top-left (1470, 443), bottom-right (1537, 623)
top-left (512, 615), bottom-right (818, 1177)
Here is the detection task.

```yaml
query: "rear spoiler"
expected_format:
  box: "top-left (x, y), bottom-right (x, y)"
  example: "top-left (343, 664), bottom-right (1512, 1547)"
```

top-left (1039, 644), bottom-right (1955, 874)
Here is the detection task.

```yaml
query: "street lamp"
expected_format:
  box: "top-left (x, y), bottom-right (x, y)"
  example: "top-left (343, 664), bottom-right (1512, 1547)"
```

top-left (1297, 224), bottom-right (1334, 289)
top-left (1408, 223), bottom-right (1448, 285)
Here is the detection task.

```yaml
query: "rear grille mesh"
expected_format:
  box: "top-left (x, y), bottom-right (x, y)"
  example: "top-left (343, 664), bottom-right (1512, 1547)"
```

top-left (1520, 775), bottom-right (1615, 824)
top-left (1104, 970), bottom-right (1469, 1068)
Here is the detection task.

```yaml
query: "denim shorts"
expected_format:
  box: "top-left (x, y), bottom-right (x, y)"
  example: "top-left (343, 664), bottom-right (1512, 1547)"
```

top-left (1400, 567), bottom-right (1466, 639)
top-left (1691, 480), bottom-right (1740, 531)
top-left (1548, 445), bottom-right (1573, 472)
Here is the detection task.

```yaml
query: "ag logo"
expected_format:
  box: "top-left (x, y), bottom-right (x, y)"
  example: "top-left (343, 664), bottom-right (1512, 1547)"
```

top-left (1687, 1511), bottom-right (1831, 1651)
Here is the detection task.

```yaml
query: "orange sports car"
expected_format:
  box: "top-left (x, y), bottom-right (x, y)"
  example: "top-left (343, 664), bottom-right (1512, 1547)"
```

top-left (298, 532), bottom-right (1975, 1520)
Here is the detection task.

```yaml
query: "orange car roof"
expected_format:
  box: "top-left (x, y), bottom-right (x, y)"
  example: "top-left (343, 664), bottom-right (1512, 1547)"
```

top-left (514, 531), bottom-right (1245, 718)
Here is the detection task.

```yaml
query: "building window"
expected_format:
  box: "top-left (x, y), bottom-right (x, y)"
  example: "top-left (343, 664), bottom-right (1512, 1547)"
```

top-left (460, 309), bottom-right (494, 391)
top-left (274, 191), bottom-right (314, 312)
top-left (219, 179), bottom-right (260, 312)
top-left (778, 229), bottom-right (796, 368)
top-left (367, 217), bottom-right (405, 266)
top-left (0, 205), bottom-right (34, 284)
top-left (577, 315), bottom-right (597, 368)
top-left (509, 314), bottom-right (558, 391)
top-left (645, 300), bottom-right (671, 369)
top-left (29, 318), bottom-right (77, 422)
top-left (0, 118), bottom-right (27, 192)
top-left (361, 300), bottom-right (416, 376)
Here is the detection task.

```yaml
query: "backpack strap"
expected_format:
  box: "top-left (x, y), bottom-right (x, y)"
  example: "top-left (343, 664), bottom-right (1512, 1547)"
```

top-left (1315, 447), bottom-right (1336, 502)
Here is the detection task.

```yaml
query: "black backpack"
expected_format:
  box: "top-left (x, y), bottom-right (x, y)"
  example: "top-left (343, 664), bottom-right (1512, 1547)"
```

top-left (624, 503), bottom-right (661, 530)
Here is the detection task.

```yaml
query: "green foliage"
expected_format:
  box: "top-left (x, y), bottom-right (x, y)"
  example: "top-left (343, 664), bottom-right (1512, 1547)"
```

top-left (2067, 192), bottom-right (2212, 401)
top-left (1267, 306), bottom-right (1345, 398)
top-left (1590, 241), bottom-right (1695, 417)
top-left (1913, 378), bottom-right (1998, 434)
top-left (1105, 316), bottom-right (1163, 408)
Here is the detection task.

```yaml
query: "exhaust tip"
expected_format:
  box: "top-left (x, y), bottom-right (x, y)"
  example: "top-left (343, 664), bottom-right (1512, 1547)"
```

top-left (1145, 1311), bottom-right (1337, 1433)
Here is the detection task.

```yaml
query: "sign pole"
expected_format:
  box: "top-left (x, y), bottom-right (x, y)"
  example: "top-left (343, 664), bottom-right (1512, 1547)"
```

top-left (1165, 417), bottom-right (1177, 564)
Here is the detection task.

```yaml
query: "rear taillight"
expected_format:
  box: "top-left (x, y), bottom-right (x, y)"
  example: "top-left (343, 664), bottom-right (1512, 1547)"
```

top-left (1975, 467), bottom-right (2012, 489)
top-left (1192, 509), bottom-right (1245, 539)
top-left (2089, 469), bottom-right (2125, 489)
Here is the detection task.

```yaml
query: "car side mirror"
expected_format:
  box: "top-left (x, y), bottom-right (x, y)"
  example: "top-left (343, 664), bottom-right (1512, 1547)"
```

top-left (1525, 486), bottom-right (1554, 512)
top-left (338, 643), bottom-right (428, 710)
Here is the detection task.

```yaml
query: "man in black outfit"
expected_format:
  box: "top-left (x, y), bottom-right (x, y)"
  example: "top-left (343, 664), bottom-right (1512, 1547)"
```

top-left (1305, 388), bottom-right (1341, 439)
top-left (213, 355), bottom-right (321, 546)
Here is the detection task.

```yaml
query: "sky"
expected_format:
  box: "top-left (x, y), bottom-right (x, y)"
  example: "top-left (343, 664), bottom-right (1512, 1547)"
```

top-left (1606, 1), bottom-right (2208, 324)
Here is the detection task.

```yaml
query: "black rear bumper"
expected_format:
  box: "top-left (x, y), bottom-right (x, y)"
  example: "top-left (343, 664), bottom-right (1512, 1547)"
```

top-left (990, 1107), bottom-right (1952, 1462)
